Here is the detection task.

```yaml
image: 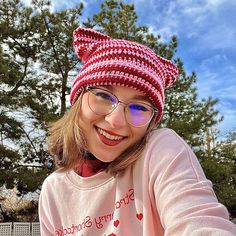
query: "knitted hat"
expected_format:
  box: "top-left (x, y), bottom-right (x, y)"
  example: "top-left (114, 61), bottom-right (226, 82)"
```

top-left (70, 27), bottom-right (178, 123)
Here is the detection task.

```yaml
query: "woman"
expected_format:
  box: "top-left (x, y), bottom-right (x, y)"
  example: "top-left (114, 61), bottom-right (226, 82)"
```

top-left (39, 27), bottom-right (236, 235)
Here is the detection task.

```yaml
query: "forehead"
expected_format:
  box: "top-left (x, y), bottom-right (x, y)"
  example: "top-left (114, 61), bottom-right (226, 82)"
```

top-left (101, 85), bottom-right (151, 103)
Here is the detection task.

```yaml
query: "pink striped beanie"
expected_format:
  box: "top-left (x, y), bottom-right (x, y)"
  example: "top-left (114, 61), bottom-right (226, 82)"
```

top-left (70, 27), bottom-right (178, 123)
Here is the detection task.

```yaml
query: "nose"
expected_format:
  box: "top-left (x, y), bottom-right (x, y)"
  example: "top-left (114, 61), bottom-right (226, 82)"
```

top-left (104, 104), bottom-right (127, 128)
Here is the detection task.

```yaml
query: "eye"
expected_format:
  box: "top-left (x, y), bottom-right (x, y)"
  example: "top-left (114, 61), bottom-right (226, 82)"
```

top-left (94, 90), bottom-right (116, 102)
top-left (129, 103), bottom-right (150, 112)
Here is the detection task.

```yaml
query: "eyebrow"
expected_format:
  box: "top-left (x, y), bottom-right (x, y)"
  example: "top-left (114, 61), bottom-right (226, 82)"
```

top-left (101, 85), bottom-right (152, 103)
top-left (133, 94), bottom-right (151, 103)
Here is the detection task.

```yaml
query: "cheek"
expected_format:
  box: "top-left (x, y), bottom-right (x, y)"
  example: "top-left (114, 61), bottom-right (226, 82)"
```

top-left (132, 127), bottom-right (148, 141)
top-left (79, 95), bottom-right (100, 125)
top-left (80, 103), bottom-right (92, 120)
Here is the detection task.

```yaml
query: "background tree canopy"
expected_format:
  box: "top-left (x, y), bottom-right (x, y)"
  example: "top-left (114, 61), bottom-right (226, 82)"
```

top-left (0, 0), bottom-right (235, 220)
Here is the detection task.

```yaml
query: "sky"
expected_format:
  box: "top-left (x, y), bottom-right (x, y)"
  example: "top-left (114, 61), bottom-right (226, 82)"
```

top-left (22, 0), bottom-right (236, 138)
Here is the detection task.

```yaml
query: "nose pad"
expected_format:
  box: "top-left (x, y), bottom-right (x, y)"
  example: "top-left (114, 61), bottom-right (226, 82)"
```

top-left (105, 104), bottom-right (127, 128)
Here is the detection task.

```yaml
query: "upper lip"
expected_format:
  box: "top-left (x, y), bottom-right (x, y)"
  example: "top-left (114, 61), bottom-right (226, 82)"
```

top-left (96, 126), bottom-right (127, 138)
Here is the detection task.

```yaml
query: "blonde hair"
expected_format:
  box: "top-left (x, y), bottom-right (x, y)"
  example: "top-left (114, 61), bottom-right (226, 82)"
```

top-left (47, 93), bottom-right (156, 176)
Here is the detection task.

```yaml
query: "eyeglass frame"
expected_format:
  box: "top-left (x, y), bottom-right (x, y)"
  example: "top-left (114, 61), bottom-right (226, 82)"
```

top-left (84, 86), bottom-right (158, 127)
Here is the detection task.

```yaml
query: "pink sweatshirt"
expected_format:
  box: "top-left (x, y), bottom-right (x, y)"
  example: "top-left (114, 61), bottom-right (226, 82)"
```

top-left (39, 128), bottom-right (236, 235)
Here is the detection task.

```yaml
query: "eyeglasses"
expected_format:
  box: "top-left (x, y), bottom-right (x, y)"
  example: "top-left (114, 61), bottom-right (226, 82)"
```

top-left (85, 86), bottom-right (158, 127)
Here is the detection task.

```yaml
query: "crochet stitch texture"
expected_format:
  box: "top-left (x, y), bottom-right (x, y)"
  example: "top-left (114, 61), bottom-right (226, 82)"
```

top-left (70, 27), bottom-right (178, 123)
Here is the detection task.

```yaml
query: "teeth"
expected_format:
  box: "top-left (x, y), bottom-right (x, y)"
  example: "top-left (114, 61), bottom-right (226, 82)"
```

top-left (97, 128), bottom-right (123, 140)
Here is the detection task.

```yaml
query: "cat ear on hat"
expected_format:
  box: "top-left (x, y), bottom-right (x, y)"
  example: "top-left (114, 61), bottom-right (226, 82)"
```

top-left (157, 55), bottom-right (179, 88)
top-left (73, 27), bottom-right (111, 63)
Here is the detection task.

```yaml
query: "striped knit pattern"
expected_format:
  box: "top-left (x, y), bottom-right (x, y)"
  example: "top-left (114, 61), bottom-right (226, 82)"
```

top-left (70, 27), bottom-right (178, 123)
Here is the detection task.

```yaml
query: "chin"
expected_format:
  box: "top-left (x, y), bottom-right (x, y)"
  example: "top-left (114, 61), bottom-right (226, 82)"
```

top-left (91, 150), bottom-right (120, 163)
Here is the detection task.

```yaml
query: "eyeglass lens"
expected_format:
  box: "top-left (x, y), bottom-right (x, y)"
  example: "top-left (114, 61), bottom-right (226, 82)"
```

top-left (87, 88), bottom-right (154, 127)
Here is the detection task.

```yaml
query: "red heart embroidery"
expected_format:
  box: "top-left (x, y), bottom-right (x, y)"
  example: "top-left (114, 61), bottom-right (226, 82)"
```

top-left (113, 220), bottom-right (120, 227)
top-left (136, 213), bottom-right (143, 220)
top-left (108, 233), bottom-right (116, 236)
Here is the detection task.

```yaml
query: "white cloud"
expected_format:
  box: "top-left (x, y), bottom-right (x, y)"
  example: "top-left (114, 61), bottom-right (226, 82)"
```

top-left (196, 53), bottom-right (236, 96)
top-left (138, 0), bottom-right (236, 52)
top-left (216, 87), bottom-right (236, 100)
top-left (22, 0), bottom-right (88, 12)
top-left (21, 0), bottom-right (31, 6)
top-left (19, 0), bottom-right (236, 135)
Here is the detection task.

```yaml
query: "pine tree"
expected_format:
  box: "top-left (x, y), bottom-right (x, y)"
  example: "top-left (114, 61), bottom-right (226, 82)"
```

top-left (0, 0), bottom-right (84, 200)
top-left (32, 0), bottom-right (84, 115)
top-left (0, 0), bottom-right (47, 195)
top-left (200, 130), bottom-right (236, 217)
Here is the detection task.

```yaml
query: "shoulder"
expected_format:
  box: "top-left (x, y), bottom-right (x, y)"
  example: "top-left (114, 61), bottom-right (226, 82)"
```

top-left (41, 169), bottom-right (68, 192)
top-left (141, 128), bottom-right (206, 180)
top-left (143, 127), bottom-right (188, 160)
top-left (146, 127), bottom-right (189, 152)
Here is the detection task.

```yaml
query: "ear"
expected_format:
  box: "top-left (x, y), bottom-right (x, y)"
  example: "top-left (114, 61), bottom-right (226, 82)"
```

top-left (73, 27), bottom-right (111, 63)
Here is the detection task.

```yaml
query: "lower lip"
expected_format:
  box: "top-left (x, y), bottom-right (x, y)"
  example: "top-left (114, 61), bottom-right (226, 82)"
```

top-left (96, 129), bottom-right (124, 146)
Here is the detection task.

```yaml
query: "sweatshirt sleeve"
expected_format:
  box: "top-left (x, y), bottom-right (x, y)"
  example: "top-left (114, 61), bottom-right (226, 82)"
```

top-left (39, 174), bottom-right (58, 236)
top-left (148, 129), bottom-right (236, 235)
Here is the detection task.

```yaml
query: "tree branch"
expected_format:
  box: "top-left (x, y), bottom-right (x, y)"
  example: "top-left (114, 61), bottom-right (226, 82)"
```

top-left (43, 15), bottom-right (65, 80)
top-left (18, 126), bottom-right (38, 155)
top-left (8, 57), bottom-right (28, 96)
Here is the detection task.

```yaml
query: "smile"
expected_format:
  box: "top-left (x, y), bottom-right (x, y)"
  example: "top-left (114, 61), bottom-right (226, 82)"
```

top-left (97, 128), bottom-right (124, 141)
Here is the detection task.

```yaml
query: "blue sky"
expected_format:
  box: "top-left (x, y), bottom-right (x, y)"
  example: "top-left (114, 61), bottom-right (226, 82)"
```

top-left (23, 0), bottom-right (236, 137)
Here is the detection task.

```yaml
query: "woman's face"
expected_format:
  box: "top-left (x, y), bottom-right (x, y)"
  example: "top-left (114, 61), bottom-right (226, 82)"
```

top-left (78, 85), bottom-right (151, 162)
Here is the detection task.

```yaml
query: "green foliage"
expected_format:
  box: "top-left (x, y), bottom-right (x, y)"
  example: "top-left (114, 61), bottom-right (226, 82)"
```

top-left (0, 0), bottom-right (86, 212)
top-left (32, 0), bottom-right (84, 115)
top-left (200, 132), bottom-right (236, 216)
top-left (163, 59), bottom-right (222, 150)
top-left (85, 0), bottom-right (147, 41)
top-left (83, 0), bottom-right (178, 59)
top-left (0, 145), bottom-right (21, 189)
